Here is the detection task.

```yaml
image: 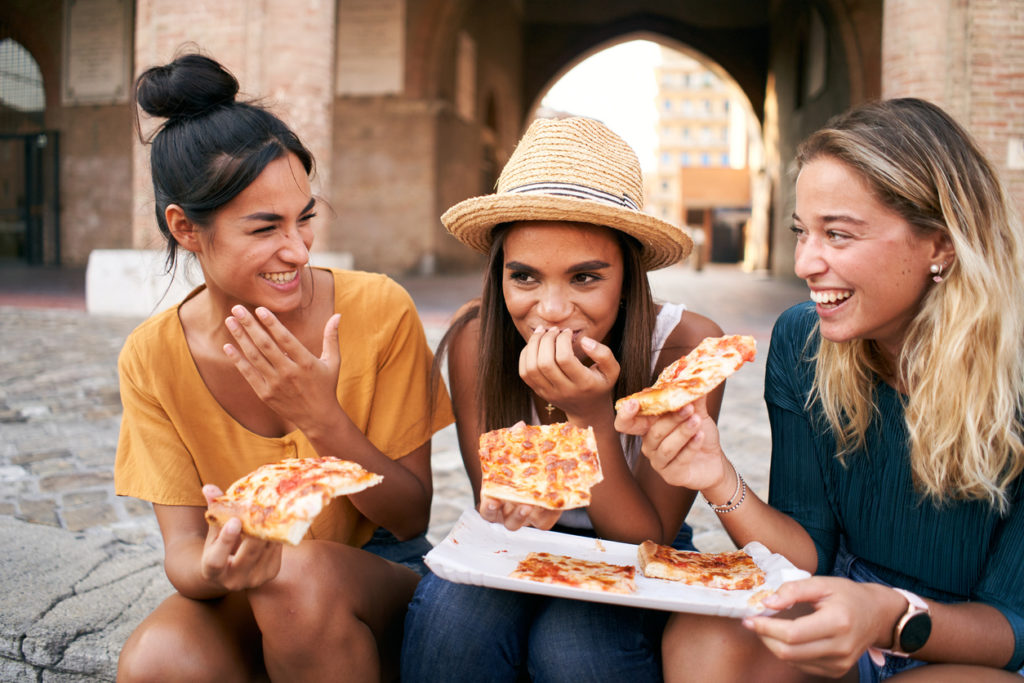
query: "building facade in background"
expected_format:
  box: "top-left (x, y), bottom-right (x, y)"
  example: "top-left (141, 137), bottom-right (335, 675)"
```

top-left (1, 0), bottom-right (1022, 281)
top-left (646, 48), bottom-right (759, 266)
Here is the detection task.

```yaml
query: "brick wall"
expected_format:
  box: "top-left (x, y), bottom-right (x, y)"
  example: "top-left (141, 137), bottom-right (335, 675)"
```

top-left (883, 0), bottom-right (1024, 215)
top-left (131, 0), bottom-right (336, 252)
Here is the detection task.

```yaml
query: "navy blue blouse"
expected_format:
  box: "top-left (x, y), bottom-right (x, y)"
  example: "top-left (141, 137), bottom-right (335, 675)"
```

top-left (764, 302), bottom-right (1024, 670)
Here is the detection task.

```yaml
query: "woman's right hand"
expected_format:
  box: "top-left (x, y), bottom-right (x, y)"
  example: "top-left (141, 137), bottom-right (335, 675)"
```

top-left (615, 396), bottom-right (731, 492)
top-left (743, 577), bottom-right (907, 679)
top-left (200, 484), bottom-right (283, 592)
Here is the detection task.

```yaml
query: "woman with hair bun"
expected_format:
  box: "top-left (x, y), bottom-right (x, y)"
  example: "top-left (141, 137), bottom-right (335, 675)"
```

top-left (617, 98), bottom-right (1024, 680)
top-left (114, 52), bottom-right (452, 682)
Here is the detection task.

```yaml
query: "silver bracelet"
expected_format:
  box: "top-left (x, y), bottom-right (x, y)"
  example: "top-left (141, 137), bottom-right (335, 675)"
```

top-left (706, 465), bottom-right (746, 514)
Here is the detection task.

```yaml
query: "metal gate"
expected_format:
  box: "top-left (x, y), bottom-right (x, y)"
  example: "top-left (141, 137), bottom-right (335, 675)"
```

top-left (0, 131), bottom-right (60, 265)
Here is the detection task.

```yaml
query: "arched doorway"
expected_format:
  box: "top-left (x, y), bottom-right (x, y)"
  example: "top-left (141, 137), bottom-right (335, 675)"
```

top-left (0, 36), bottom-right (59, 265)
top-left (529, 37), bottom-right (769, 273)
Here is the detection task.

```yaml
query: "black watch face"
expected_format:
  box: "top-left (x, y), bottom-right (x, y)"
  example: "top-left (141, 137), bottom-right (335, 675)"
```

top-left (899, 613), bottom-right (932, 653)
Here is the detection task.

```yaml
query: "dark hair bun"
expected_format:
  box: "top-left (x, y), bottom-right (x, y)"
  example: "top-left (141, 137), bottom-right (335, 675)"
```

top-left (136, 53), bottom-right (239, 120)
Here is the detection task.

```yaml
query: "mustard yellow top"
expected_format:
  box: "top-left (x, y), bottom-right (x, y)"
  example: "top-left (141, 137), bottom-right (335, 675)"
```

top-left (114, 268), bottom-right (454, 548)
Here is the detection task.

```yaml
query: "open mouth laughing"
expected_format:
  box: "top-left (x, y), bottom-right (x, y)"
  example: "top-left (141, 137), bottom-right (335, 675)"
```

top-left (809, 289), bottom-right (852, 308)
top-left (260, 270), bottom-right (299, 285)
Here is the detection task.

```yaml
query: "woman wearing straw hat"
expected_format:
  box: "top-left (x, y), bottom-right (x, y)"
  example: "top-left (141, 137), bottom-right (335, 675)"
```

top-left (401, 117), bottom-right (726, 681)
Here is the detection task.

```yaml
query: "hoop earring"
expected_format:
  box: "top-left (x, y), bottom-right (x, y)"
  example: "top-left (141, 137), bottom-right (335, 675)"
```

top-left (930, 262), bottom-right (945, 283)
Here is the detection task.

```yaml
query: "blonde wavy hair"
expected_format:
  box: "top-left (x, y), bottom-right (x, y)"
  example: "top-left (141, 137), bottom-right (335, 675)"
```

top-left (796, 98), bottom-right (1024, 512)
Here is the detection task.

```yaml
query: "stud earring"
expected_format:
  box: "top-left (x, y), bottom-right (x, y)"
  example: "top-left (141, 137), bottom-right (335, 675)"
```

top-left (930, 263), bottom-right (945, 283)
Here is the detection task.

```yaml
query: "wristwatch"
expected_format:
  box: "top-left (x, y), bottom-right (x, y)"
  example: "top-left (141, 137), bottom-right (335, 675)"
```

top-left (868, 588), bottom-right (932, 665)
top-left (890, 588), bottom-right (932, 656)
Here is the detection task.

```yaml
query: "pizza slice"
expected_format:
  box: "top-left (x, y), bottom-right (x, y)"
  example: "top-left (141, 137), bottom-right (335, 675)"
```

top-left (479, 421), bottom-right (602, 510)
top-left (636, 540), bottom-right (766, 591)
top-left (615, 334), bottom-right (756, 416)
top-left (510, 552), bottom-right (637, 594)
top-left (205, 456), bottom-right (383, 545)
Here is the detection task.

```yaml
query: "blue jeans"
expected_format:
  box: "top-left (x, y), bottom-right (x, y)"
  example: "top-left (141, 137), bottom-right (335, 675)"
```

top-left (833, 543), bottom-right (1024, 682)
top-left (401, 523), bottom-right (696, 683)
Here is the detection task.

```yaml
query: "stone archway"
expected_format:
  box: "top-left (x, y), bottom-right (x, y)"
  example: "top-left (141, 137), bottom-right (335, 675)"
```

top-left (528, 35), bottom-right (770, 272)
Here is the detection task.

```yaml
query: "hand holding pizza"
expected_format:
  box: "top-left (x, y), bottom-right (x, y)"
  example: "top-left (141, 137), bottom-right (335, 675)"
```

top-left (616, 396), bottom-right (732, 493)
top-left (222, 305), bottom-right (343, 432)
top-left (477, 421), bottom-right (603, 531)
top-left (741, 576), bottom-right (896, 679)
top-left (199, 484), bottom-right (284, 592)
top-left (479, 496), bottom-right (562, 531)
top-left (518, 326), bottom-right (620, 419)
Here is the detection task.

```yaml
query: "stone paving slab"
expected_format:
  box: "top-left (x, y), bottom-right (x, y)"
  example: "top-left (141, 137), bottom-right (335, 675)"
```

top-left (0, 264), bottom-right (808, 681)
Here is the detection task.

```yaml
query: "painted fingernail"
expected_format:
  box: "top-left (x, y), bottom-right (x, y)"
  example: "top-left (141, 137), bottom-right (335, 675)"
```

top-left (255, 307), bottom-right (269, 320)
top-left (231, 305), bottom-right (247, 318)
top-left (581, 336), bottom-right (596, 350)
top-left (224, 317), bottom-right (239, 332)
top-left (534, 326), bottom-right (545, 335)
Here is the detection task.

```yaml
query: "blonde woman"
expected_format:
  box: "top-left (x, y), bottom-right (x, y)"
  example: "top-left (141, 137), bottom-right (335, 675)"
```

top-left (616, 98), bottom-right (1024, 681)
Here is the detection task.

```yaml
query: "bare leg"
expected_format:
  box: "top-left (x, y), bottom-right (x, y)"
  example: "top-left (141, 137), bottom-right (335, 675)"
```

top-left (118, 590), bottom-right (267, 683)
top-left (249, 540), bottom-right (420, 683)
top-left (892, 664), bottom-right (1021, 681)
top-left (662, 611), bottom-right (855, 683)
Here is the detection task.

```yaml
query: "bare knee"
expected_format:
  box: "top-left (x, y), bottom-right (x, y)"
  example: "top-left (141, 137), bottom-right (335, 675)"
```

top-left (253, 541), bottom-right (417, 639)
top-left (118, 592), bottom-right (260, 683)
top-left (662, 612), bottom-right (774, 683)
top-left (118, 615), bottom-right (248, 683)
top-left (892, 664), bottom-right (1023, 682)
top-left (249, 542), bottom-right (393, 677)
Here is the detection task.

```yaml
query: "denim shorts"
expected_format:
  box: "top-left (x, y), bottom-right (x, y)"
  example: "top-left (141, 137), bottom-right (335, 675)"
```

top-left (832, 544), bottom-right (1024, 681)
top-left (361, 527), bottom-right (432, 576)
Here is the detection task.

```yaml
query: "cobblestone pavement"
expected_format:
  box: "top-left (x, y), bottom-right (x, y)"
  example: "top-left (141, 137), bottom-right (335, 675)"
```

top-left (0, 263), bottom-right (808, 680)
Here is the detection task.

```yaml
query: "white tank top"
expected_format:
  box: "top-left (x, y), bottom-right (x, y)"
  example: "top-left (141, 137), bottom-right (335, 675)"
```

top-left (551, 302), bottom-right (686, 530)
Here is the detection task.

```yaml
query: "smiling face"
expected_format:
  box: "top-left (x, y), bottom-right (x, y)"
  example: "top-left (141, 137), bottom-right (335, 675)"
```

top-left (793, 156), bottom-right (949, 360)
top-left (501, 221), bottom-right (625, 359)
top-left (190, 152), bottom-right (316, 313)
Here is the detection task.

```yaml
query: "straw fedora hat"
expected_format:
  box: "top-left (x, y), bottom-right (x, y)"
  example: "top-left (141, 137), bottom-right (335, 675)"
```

top-left (441, 116), bottom-right (692, 271)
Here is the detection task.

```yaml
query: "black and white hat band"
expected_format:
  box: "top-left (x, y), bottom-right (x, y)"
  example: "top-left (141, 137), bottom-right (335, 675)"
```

top-left (506, 181), bottom-right (641, 212)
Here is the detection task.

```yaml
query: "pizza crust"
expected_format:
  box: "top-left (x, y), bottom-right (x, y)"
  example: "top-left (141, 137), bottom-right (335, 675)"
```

top-left (616, 334), bottom-right (756, 416)
top-left (637, 540), bottom-right (766, 591)
top-left (205, 456), bottom-right (383, 545)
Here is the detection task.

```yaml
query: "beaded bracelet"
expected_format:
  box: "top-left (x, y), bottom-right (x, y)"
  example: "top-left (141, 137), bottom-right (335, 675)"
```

top-left (706, 464), bottom-right (747, 514)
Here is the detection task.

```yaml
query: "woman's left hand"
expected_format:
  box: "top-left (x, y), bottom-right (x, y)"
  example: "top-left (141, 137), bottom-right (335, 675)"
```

top-left (223, 306), bottom-right (342, 430)
top-left (479, 495), bottom-right (562, 531)
top-left (742, 576), bottom-right (895, 679)
top-left (519, 326), bottom-right (619, 419)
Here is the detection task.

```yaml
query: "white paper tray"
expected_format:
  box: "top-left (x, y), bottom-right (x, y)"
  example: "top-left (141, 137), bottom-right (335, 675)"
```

top-left (424, 508), bottom-right (810, 618)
